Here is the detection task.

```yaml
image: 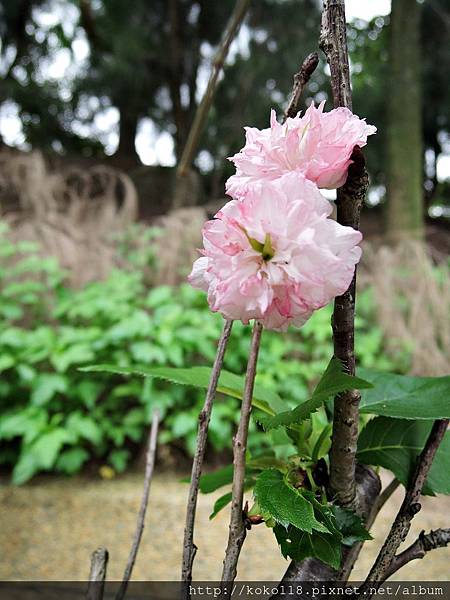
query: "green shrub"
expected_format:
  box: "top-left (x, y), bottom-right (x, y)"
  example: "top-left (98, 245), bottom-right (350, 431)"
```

top-left (0, 225), bottom-right (409, 483)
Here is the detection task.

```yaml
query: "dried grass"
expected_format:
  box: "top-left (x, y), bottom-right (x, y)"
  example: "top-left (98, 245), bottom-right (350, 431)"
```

top-left (361, 241), bottom-right (450, 376)
top-left (0, 149), bottom-right (138, 286)
top-left (1, 150), bottom-right (448, 376)
top-left (153, 207), bottom-right (206, 286)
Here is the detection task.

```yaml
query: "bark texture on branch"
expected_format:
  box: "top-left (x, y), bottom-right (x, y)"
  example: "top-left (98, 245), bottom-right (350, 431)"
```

top-left (181, 319), bottom-right (233, 589)
top-left (320, 0), bottom-right (369, 508)
top-left (383, 528), bottom-right (450, 582)
top-left (87, 547), bottom-right (109, 600)
top-left (363, 419), bottom-right (449, 593)
top-left (283, 52), bottom-right (319, 123)
top-left (222, 321), bottom-right (263, 584)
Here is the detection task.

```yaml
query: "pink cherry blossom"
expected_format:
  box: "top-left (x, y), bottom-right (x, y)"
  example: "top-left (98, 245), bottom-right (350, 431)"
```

top-left (226, 102), bottom-right (376, 196)
top-left (189, 173), bottom-right (362, 330)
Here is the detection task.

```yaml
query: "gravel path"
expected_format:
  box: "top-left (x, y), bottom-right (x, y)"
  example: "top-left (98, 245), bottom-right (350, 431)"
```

top-left (1, 472), bottom-right (449, 581)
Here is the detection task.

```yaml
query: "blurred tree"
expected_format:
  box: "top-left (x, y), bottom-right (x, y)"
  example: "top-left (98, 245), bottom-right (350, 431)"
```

top-left (0, 0), bottom-right (104, 154)
top-left (0, 0), bottom-right (321, 165)
top-left (350, 1), bottom-right (450, 227)
top-left (1, 0), bottom-right (449, 218)
top-left (197, 0), bottom-right (323, 196)
top-left (76, 0), bottom-right (242, 161)
top-left (386, 0), bottom-right (423, 240)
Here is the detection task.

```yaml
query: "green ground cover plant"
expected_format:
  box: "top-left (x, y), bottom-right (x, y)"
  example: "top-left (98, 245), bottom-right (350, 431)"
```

top-left (0, 226), bottom-right (408, 483)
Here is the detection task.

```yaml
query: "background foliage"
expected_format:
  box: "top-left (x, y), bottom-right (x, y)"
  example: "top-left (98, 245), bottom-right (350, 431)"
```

top-left (0, 224), bottom-right (407, 484)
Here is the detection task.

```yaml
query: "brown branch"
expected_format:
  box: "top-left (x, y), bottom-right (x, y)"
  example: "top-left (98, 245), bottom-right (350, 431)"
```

top-left (221, 320), bottom-right (263, 584)
top-left (86, 547), bottom-right (109, 600)
top-left (115, 410), bottom-right (160, 600)
top-left (319, 0), bottom-right (352, 110)
top-left (383, 528), bottom-right (450, 581)
top-left (177, 0), bottom-right (251, 177)
top-left (282, 52), bottom-right (319, 123)
top-left (362, 419), bottom-right (449, 594)
top-left (181, 319), bottom-right (233, 590)
top-left (319, 0), bottom-right (369, 508)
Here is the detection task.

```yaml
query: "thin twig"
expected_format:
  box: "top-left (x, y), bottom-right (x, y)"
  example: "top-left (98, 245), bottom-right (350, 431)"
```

top-left (221, 320), bottom-right (263, 584)
top-left (319, 0), bottom-right (369, 508)
top-left (282, 52), bottom-right (319, 123)
top-left (115, 410), bottom-right (160, 600)
top-left (177, 0), bottom-right (251, 177)
top-left (383, 528), bottom-right (450, 581)
top-left (181, 319), bottom-right (234, 590)
top-left (362, 419), bottom-right (449, 594)
top-left (87, 547), bottom-right (109, 600)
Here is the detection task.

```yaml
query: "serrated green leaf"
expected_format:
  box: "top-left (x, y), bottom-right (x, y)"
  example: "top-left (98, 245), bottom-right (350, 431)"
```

top-left (80, 364), bottom-right (285, 415)
top-left (357, 416), bottom-right (450, 495)
top-left (258, 358), bottom-right (372, 431)
top-left (359, 369), bottom-right (450, 420)
top-left (274, 523), bottom-right (342, 570)
top-left (331, 506), bottom-right (372, 546)
top-left (254, 469), bottom-right (329, 533)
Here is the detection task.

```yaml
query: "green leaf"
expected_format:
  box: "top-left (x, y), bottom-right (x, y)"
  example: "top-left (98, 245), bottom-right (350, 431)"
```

top-left (208, 477), bottom-right (256, 519)
top-left (66, 413), bottom-right (103, 445)
top-left (274, 524), bottom-right (342, 570)
top-left (254, 469), bottom-right (329, 533)
top-left (209, 492), bottom-right (232, 520)
top-left (357, 417), bottom-right (450, 495)
top-left (109, 449), bottom-right (131, 472)
top-left (56, 448), bottom-right (89, 474)
top-left (359, 369), bottom-right (450, 420)
top-left (331, 506), bottom-right (372, 546)
top-left (13, 428), bottom-right (71, 484)
top-left (258, 358), bottom-right (372, 431)
top-left (31, 374), bottom-right (68, 406)
top-left (198, 465), bottom-right (234, 494)
top-left (80, 364), bottom-right (285, 415)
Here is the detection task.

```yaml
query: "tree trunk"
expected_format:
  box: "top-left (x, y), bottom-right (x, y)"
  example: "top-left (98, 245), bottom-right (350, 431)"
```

top-left (115, 106), bottom-right (139, 162)
top-left (386, 0), bottom-right (424, 241)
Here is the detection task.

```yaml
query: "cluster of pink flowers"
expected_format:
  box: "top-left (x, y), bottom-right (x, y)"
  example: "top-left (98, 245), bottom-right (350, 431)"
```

top-left (189, 103), bottom-right (375, 331)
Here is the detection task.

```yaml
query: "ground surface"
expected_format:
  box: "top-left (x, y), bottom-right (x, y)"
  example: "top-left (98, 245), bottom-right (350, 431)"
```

top-left (1, 471), bottom-right (449, 581)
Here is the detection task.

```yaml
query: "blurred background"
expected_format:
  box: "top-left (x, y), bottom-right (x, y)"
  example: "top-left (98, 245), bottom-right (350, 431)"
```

top-left (0, 0), bottom-right (449, 582)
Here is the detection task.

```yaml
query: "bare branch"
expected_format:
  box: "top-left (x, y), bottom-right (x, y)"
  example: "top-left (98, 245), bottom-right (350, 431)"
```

top-left (115, 410), bottom-right (160, 600)
top-left (362, 419), bottom-right (449, 594)
top-left (383, 528), bottom-right (450, 581)
top-left (181, 319), bottom-right (234, 588)
top-left (177, 0), bottom-right (251, 177)
top-left (319, 0), bottom-right (369, 508)
top-left (221, 321), bottom-right (263, 584)
top-left (319, 0), bottom-right (352, 110)
top-left (282, 52), bottom-right (319, 123)
top-left (87, 547), bottom-right (109, 600)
